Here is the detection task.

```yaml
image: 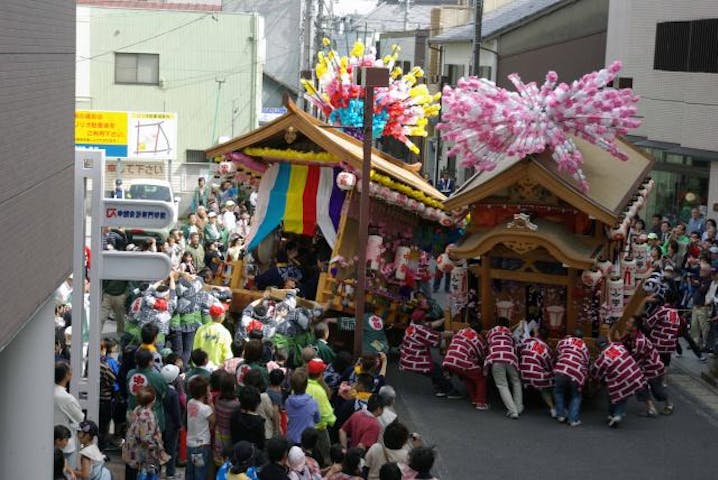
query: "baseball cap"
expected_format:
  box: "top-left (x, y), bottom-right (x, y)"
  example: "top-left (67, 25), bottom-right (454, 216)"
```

top-left (77, 420), bottom-right (99, 438)
top-left (709, 246), bottom-right (718, 254)
top-left (209, 303), bottom-right (225, 318)
top-left (307, 358), bottom-right (326, 375)
top-left (225, 200), bottom-right (236, 207)
top-left (161, 364), bottom-right (180, 384)
top-left (647, 232), bottom-right (658, 240)
top-left (208, 211), bottom-right (217, 218)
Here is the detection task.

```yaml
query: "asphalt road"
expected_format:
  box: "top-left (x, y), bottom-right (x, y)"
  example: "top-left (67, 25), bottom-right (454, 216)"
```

top-left (389, 359), bottom-right (718, 480)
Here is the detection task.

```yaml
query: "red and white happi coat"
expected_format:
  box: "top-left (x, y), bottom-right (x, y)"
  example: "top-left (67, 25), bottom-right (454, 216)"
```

top-left (553, 337), bottom-right (590, 387)
top-left (518, 338), bottom-right (554, 389)
top-left (591, 343), bottom-right (647, 403)
top-left (442, 327), bottom-right (487, 372)
top-left (644, 305), bottom-right (681, 355)
top-left (484, 326), bottom-right (518, 370)
top-left (623, 331), bottom-right (665, 380)
top-left (400, 322), bottom-right (440, 374)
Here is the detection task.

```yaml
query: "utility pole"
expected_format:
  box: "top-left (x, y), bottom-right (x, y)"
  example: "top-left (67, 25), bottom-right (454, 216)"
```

top-left (403, 0), bottom-right (410, 30)
top-left (471, 0), bottom-right (484, 76)
top-left (211, 77), bottom-right (225, 144)
top-left (315, 0), bottom-right (325, 57)
top-left (303, 0), bottom-right (315, 75)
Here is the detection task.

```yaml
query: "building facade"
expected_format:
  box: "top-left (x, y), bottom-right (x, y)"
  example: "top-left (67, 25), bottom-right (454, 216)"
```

top-left (429, 0), bottom-right (609, 186)
top-left (76, 6), bottom-right (264, 193)
top-left (605, 0), bottom-right (718, 223)
top-left (0, 1), bottom-right (75, 478)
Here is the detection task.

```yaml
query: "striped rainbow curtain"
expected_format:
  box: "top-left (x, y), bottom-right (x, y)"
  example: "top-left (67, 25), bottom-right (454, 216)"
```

top-left (246, 163), bottom-right (346, 251)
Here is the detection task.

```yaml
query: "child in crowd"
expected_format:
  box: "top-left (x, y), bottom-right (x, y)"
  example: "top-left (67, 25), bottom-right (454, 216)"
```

top-left (74, 420), bottom-right (112, 480)
top-left (161, 364), bottom-right (182, 479)
top-left (231, 385), bottom-right (266, 450)
top-left (186, 375), bottom-right (216, 480)
top-left (312, 323), bottom-right (335, 364)
top-left (300, 427), bottom-right (322, 478)
top-left (214, 371), bottom-right (241, 467)
top-left (287, 445), bottom-right (320, 480)
top-left (324, 447), bottom-right (364, 480)
top-left (400, 447), bottom-right (439, 480)
top-left (286, 369), bottom-right (320, 445)
top-left (244, 369), bottom-right (281, 440)
top-left (53, 426), bottom-right (75, 479)
top-left (122, 386), bottom-right (170, 480)
top-left (259, 437), bottom-right (290, 480)
top-left (267, 368), bottom-right (287, 435)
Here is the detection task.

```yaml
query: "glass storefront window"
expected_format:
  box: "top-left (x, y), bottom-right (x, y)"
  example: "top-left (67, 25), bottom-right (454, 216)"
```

top-left (640, 148), bottom-right (709, 223)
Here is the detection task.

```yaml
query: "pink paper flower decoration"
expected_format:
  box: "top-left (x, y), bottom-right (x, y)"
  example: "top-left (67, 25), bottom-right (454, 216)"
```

top-left (437, 61), bottom-right (641, 191)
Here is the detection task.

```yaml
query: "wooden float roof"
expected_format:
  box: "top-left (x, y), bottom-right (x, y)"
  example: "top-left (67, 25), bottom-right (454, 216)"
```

top-left (205, 99), bottom-right (445, 202)
top-left (445, 137), bottom-right (655, 225)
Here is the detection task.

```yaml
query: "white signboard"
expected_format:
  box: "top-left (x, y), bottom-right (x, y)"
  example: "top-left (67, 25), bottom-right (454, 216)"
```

top-left (127, 112), bottom-right (178, 159)
top-left (101, 251), bottom-right (172, 281)
top-left (102, 199), bottom-right (175, 229)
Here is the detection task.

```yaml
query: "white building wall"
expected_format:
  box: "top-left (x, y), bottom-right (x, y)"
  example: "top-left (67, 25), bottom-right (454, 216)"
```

top-left (442, 39), bottom-right (497, 82)
top-left (0, 300), bottom-right (55, 479)
top-left (605, 0), bottom-right (718, 151)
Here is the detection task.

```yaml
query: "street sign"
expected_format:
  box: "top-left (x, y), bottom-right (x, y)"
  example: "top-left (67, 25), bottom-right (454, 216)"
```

top-left (101, 251), bottom-right (172, 281)
top-left (102, 199), bottom-right (174, 229)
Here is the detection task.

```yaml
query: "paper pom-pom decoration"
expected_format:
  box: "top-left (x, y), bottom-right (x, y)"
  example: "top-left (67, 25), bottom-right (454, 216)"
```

top-left (301, 39), bottom-right (441, 155)
top-left (438, 61), bottom-right (641, 192)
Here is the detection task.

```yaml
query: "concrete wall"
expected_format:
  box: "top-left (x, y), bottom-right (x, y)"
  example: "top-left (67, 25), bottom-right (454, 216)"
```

top-left (0, 1), bottom-right (74, 475)
top-left (605, 0), bottom-right (718, 152)
top-left (78, 7), bottom-right (263, 190)
top-left (496, 0), bottom-right (609, 87)
top-left (0, 0), bottom-right (75, 350)
top-left (0, 301), bottom-right (55, 479)
top-left (498, 31), bottom-right (607, 88)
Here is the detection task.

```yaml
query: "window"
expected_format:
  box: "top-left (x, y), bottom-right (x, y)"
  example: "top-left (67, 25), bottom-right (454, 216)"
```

top-left (115, 53), bottom-right (160, 85)
top-left (444, 64), bottom-right (465, 86)
top-left (477, 65), bottom-right (492, 79)
top-left (127, 184), bottom-right (171, 202)
top-left (654, 19), bottom-right (718, 73)
top-left (185, 149), bottom-right (207, 163)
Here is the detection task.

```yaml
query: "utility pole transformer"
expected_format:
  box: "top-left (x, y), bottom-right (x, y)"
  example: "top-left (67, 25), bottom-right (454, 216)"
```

top-left (472, 0), bottom-right (484, 76)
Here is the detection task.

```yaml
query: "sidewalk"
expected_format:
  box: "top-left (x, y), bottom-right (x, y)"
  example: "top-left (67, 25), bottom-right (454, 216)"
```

top-left (667, 339), bottom-right (718, 419)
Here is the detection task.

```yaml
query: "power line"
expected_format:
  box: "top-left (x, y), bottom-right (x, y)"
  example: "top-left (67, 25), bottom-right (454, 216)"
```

top-left (76, 14), bottom-right (211, 63)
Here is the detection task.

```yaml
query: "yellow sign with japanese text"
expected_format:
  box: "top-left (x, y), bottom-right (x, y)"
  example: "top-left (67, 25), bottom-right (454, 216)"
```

top-left (75, 110), bottom-right (128, 146)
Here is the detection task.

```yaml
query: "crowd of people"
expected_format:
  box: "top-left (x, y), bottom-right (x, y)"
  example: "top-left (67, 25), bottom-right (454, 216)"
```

top-left (52, 176), bottom-right (442, 480)
top-left (50, 170), bottom-right (718, 479)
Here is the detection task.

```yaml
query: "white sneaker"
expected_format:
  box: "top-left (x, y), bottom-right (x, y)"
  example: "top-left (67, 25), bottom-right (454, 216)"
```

top-left (557, 416), bottom-right (566, 423)
top-left (569, 420), bottom-right (582, 427)
top-left (550, 408), bottom-right (557, 418)
top-left (608, 415), bottom-right (622, 428)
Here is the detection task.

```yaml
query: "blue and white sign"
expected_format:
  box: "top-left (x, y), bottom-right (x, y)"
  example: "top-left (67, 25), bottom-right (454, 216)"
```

top-left (102, 199), bottom-right (175, 229)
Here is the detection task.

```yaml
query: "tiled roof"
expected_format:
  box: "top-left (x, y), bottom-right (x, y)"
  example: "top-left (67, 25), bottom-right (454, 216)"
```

top-left (430, 0), bottom-right (568, 43)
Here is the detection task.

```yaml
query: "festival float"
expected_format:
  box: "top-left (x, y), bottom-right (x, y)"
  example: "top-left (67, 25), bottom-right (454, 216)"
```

top-left (439, 62), bottom-right (655, 346)
top-left (204, 40), bottom-right (451, 329)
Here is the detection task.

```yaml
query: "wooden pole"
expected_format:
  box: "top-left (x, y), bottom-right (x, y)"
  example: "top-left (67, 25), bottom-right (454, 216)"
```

top-left (354, 86), bottom-right (375, 356)
top-left (353, 67), bottom-right (389, 356)
top-left (480, 254), bottom-right (491, 330)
